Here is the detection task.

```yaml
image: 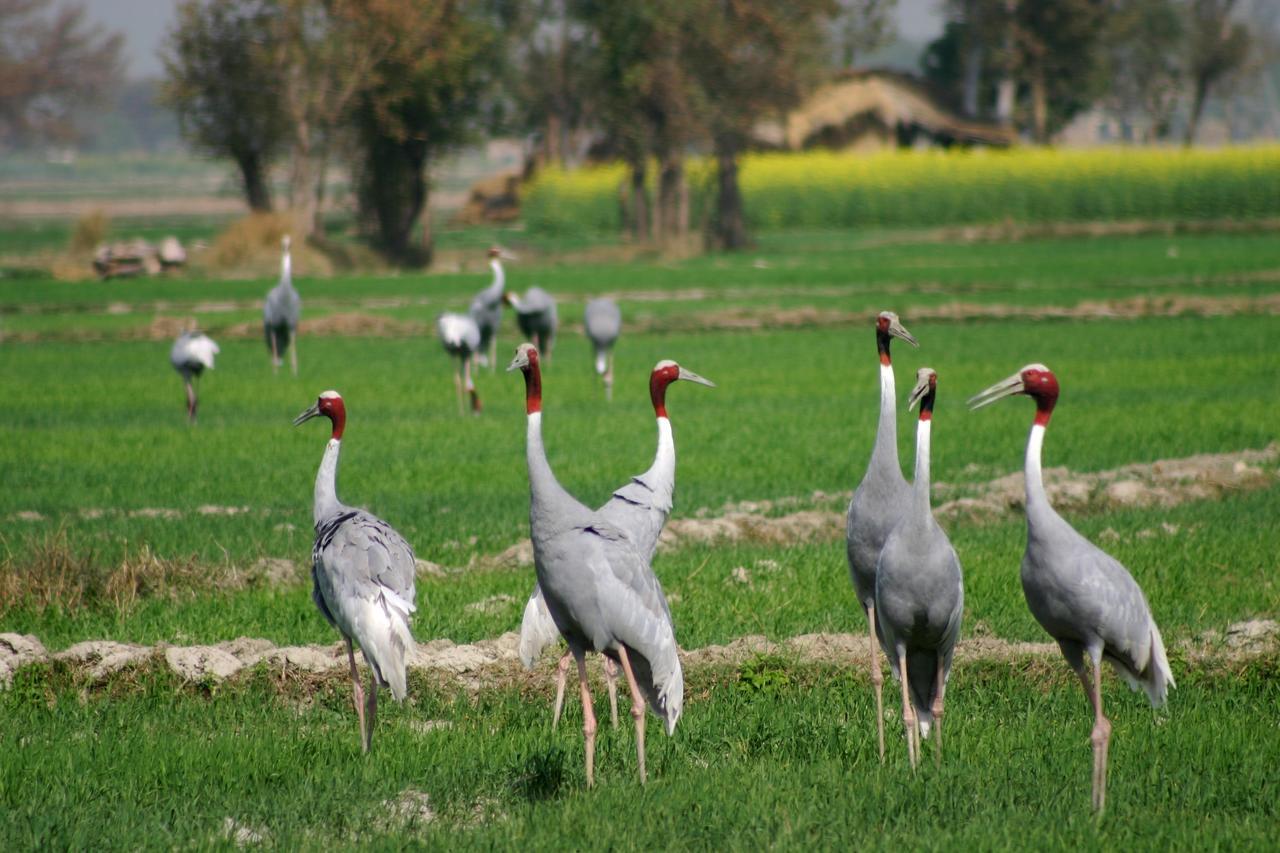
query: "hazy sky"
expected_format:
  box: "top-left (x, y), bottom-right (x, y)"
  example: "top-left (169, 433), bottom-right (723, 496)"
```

top-left (88, 0), bottom-right (945, 80)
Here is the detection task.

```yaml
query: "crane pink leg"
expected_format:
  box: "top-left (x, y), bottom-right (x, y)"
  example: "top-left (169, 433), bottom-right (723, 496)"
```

top-left (452, 363), bottom-right (465, 416)
top-left (270, 335), bottom-right (279, 374)
top-left (345, 639), bottom-right (368, 753)
top-left (614, 646), bottom-right (648, 784)
top-left (604, 354), bottom-right (614, 402)
top-left (1076, 652), bottom-right (1112, 813)
top-left (552, 652), bottom-right (571, 728)
top-left (575, 654), bottom-right (598, 787)
top-left (867, 603), bottom-right (886, 763)
top-left (931, 664), bottom-right (948, 768)
top-left (364, 671), bottom-right (378, 754)
top-left (896, 647), bottom-right (918, 770)
top-left (289, 337), bottom-right (298, 376)
top-left (603, 657), bottom-right (619, 728)
top-left (464, 356), bottom-right (481, 413)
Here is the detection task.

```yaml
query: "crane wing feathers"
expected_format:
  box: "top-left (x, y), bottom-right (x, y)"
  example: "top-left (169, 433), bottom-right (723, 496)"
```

top-left (313, 510), bottom-right (417, 614)
top-left (518, 585), bottom-right (562, 669)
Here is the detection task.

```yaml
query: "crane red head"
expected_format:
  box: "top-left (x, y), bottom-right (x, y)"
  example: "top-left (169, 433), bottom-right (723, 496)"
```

top-left (875, 311), bottom-right (919, 365)
top-left (968, 363), bottom-right (1060, 426)
top-left (908, 367), bottom-right (938, 421)
top-left (293, 390), bottom-right (346, 439)
top-left (649, 359), bottom-right (715, 419)
top-left (506, 342), bottom-right (542, 414)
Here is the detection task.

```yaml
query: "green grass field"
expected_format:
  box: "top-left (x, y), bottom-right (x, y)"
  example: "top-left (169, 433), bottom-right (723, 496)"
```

top-left (2, 227), bottom-right (1278, 848)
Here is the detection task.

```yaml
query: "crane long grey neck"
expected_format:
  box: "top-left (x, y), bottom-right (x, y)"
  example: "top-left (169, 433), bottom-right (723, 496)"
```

top-left (871, 363), bottom-right (900, 470)
top-left (526, 412), bottom-right (574, 507)
top-left (282, 248), bottom-right (292, 285)
top-left (313, 438), bottom-right (343, 526)
top-left (1023, 422), bottom-right (1053, 523)
top-left (489, 258), bottom-right (504, 293)
top-left (647, 416), bottom-right (675, 483)
top-left (912, 416), bottom-right (931, 508)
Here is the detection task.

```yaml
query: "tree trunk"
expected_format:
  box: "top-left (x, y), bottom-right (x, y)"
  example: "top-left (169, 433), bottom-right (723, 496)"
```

top-left (626, 159), bottom-right (650, 242)
top-left (961, 0), bottom-right (982, 117)
top-left (236, 149), bottom-right (273, 212)
top-left (709, 142), bottom-right (750, 251)
top-left (288, 126), bottom-right (317, 238)
top-left (356, 128), bottom-right (431, 266)
top-left (657, 154), bottom-right (686, 246)
top-left (1184, 76), bottom-right (1211, 146)
top-left (1030, 62), bottom-right (1048, 143)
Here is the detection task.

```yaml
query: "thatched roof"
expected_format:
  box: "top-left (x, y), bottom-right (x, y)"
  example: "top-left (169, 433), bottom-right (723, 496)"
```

top-left (756, 68), bottom-right (1015, 150)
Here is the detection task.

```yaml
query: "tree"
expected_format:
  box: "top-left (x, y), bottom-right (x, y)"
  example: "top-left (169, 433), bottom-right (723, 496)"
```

top-left (1101, 0), bottom-right (1185, 141)
top-left (692, 0), bottom-right (833, 250)
top-left (162, 0), bottom-right (285, 211)
top-left (1183, 0), bottom-right (1252, 144)
top-left (349, 0), bottom-right (501, 264)
top-left (831, 0), bottom-right (896, 68)
top-left (0, 0), bottom-right (122, 149)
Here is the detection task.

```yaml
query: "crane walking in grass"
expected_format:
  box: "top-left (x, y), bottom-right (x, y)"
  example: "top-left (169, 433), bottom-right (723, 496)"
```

top-left (969, 364), bottom-right (1174, 813)
top-left (583, 298), bottom-right (621, 400)
top-left (263, 236), bottom-right (301, 375)
top-left (876, 368), bottom-right (962, 770)
top-left (505, 287), bottom-right (557, 360)
top-left (169, 329), bottom-right (219, 425)
top-left (293, 390), bottom-right (418, 754)
top-left (509, 343), bottom-right (683, 787)
top-left (519, 358), bottom-right (713, 729)
top-left (470, 247), bottom-right (512, 370)
top-left (846, 310), bottom-right (918, 761)
top-left (437, 312), bottom-right (483, 414)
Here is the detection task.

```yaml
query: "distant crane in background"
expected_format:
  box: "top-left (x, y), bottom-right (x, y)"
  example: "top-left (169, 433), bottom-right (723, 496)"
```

top-left (875, 368), bottom-right (962, 770)
top-left (970, 363), bottom-right (1174, 813)
top-left (519, 357), bottom-right (713, 729)
top-left (846, 310), bottom-right (918, 762)
top-left (263, 236), bottom-right (301, 375)
top-left (470, 247), bottom-right (513, 370)
top-left (583, 298), bottom-right (621, 400)
top-left (505, 287), bottom-right (557, 359)
top-left (509, 343), bottom-right (683, 787)
top-left (437, 312), bottom-right (482, 414)
top-left (293, 390), bottom-right (418, 754)
top-left (169, 329), bottom-right (219, 424)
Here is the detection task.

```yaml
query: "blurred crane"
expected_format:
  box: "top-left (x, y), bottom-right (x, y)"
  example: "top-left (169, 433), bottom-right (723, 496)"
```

top-left (583, 298), bottom-right (621, 399)
top-left (263, 236), bottom-right (301, 375)
top-left (509, 343), bottom-right (682, 786)
top-left (505, 287), bottom-right (557, 359)
top-left (437, 312), bottom-right (482, 414)
top-left (970, 363), bottom-right (1174, 813)
top-left (469, 247), bottom-right (512, 370)
top-left (875, 368), bottom-right (963, 770)
top-left (846, 310), bottom-right (918, 762)
top-left (293, 390), bottom-right (418, 754)
top-left (169, 329), bottom-right (219, 424)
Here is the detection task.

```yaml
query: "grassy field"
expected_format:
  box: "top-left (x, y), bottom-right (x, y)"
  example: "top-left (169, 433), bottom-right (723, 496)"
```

top-left (2, 227), bottom-right (1279, 848)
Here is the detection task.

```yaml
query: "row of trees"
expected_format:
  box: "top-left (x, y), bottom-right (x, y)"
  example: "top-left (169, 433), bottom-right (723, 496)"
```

top-left (924, 0), bottom-right (1263, 144)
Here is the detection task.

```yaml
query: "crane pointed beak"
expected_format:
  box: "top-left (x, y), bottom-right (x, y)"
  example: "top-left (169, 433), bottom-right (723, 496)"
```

top-left (506, 349), bottom-right (530, 372)
top-left (499, 250), bottom-right (518, 261)
top-left (908, 371), bottom-right (935, 411)
top-left (888, 317), bottom-right (919, 348)
top-left (968, 372), bottom-right (1025, 410)
top-left (677, 367), bottom-right (715, 388)
top-left (292, 403), bottom-right (320, 426)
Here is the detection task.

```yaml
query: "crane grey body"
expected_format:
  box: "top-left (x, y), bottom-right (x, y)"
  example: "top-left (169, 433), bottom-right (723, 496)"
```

top-left (263, 236), bottom-right (301, 375)
top-left (169, 330), bottom-right (219, 424)
top-left (437, 312), bottom-right (482, 414)
top-left (845, 310), bottom-right (918, 761)
top-left (469, 248), bottom-right (509, 369)
top-left (520, 359), bottom-right (712, 729)
top-left (510, 343), bottom-right (682, 786)
top-left (507, 287), bottom-right (558, 359)
top-left (294, 390), bottom-right (417, 754)
top-left (583, 298), bottom-right (621, 399)
top-left (875, 368), bottom-right (963, 769)
top-left (970, 363), bottom-right (1173, 813)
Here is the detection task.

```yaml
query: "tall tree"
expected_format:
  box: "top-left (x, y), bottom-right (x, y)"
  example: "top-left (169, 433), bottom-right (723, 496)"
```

top-left (1101, 0), bottom-right (1185, 141)
top-left (0, 0), bottom-right (122, 149)
top-left (831, 0), bottom-right (896, 68)
top-left (350, 0), bottom-right (500, 264)
top-left (162, 0), bottom-right (285, 211)
top-left (692, 0), bottom-right (833, 250)
top-left (1183, 0), bottom-right (1252, 144)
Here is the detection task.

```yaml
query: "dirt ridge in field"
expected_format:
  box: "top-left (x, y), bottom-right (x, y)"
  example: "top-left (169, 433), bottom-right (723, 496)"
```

top-left (3, 620), bottom-right (1275, 692)
top-left (474, 443), bottom-right (1279, 569)
top-left (5, 291), bottom-right (1280, 344)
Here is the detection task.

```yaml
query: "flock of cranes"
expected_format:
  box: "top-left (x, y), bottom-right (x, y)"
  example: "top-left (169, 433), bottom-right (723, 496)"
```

top-left (173, 240), bottom-right (1173, 812)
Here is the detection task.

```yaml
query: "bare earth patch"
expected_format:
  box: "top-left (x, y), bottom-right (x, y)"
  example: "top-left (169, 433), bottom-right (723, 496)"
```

top-left (6, 621), bottom-right (1275, 693)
